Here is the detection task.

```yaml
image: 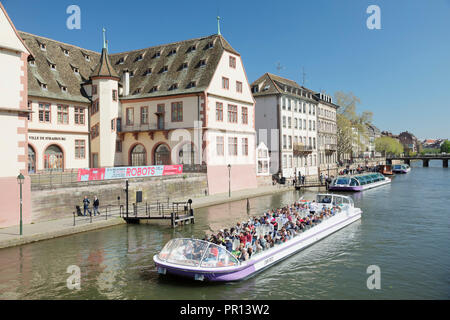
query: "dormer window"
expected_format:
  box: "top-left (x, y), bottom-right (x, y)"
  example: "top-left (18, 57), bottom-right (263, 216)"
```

top-left (180, 62), bottom-right (188, 70)
top-left (198, 59), bottom-right (206, 67)
top-left (167, 48), bottom-right (177, 56)
top-left (118, 57), bottom-right (125, 64)
top-left (186, 81), bottom-right (196, 89)
top-left (144, 68), bottom-right (152, 76)
top-left (160, 65), bottom-right (168, 73)
top-left (40, 43), bottom-right (46, 51)
top-left (129, 70), bottom-right (134, 77)
top-left (61, 86), bottom-right (68, 93)
top-left (187, 45), bottom-right (196, 53)
top-left (152, 51), bottom-right (161, 59)
top-left (40, 83), bottom-right (48, 90)
top-left (168, 83), bottom-right (178, 91)
top-left (134, 88), bottom-right (141, 94)
top-left (84, 54), bottom-right (90, 62)
top-left (29, 60), bottom-right (35, 67)
top-left (149, 86), bottom-right (158, 93)
top-left (50, 63), bottom-right (56, 71)
top-left (136, 53), bottom-right (144, 61)
top-left (251, 85), bottom-right (259, 93)
top-left (73, 67), bottom-right (80, 74)
top-left (205, 41), bottom-right (214, 50)
top-left (63, 49), bottom-right (69, 56)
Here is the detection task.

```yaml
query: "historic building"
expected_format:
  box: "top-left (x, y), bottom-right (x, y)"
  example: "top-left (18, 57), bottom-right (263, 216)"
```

top-left (314, 92), bottom-right (338, 176)
top-left (0, 12), bottom-right (257, 195)
top-left (252, 73), bottom-right (319, 179)
top-left (0, 3), bottom-right (32, 227)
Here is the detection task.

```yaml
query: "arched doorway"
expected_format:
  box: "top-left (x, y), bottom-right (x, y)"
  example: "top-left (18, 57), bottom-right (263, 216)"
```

top-left (154, 144), bottom-right (170, 165)
top-left (178, 143), bottom-right (195, 165)
top-left (28, 145), bottom-right (36, 174)
top-left (130, 144), bottom-right (146, 166)
top-left (44, 144), bottom-right (64, 171)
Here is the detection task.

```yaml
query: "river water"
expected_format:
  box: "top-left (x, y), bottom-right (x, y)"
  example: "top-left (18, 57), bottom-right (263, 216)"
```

top-left (0, 161), bottom-right (449, 299)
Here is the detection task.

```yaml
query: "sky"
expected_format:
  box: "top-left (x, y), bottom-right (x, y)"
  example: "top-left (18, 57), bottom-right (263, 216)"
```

top-left (3, 0), bottom-right (449, 139)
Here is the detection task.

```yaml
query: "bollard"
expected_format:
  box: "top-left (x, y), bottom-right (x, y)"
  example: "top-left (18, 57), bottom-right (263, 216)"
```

top-left (106, 207), bottom-right (108, 220)
top-left (90, 211), bottom-right (92, 223)
top-left (247, 198), bottom-right (250, 212)
top-left (73, 211), bottom-right (75, 226)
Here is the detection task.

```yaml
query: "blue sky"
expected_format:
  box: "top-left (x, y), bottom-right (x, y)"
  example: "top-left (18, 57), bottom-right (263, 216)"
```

top-left (3, 0), bottom-right (449, 139)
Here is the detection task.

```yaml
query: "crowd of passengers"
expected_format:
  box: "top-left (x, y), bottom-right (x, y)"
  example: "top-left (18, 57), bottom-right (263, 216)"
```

top-left (202, 199), bottom-right (342, 262)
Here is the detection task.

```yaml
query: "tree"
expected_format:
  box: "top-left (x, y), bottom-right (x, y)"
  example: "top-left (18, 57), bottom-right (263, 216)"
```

top-left (441, 140), bottom-right (450, 153)
top-left (375, 136), bottom-right (404, 156)
top-left (334, 91), bottom-right (373, 159)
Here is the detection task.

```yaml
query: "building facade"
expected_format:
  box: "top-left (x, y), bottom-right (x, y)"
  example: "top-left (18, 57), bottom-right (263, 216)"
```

top-left (314, 92), bottom-right (338, 176)
top-left (252, 73), bottom-right (319, 179)
top-left (0, 3), bottom-right (32, 227)
top-left (16, 28), bottom-right (256, 195)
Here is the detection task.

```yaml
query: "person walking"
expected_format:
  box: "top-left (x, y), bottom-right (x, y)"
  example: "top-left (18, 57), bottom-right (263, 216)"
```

top-left (93, 196), bottom-right (100, 216)
top-left (83, 196), bottom-right (91, 216)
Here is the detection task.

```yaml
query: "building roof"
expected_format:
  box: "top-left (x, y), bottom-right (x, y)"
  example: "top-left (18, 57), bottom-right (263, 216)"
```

top-left (250, 73), bottom-right (317, 103)
top-left (18, 31), bottom-right (239, 103)
top-left (19, 31), bottom-right (100, 103)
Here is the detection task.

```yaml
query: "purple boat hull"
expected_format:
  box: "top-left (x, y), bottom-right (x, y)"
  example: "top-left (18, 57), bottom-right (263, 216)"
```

top-left (328, 185), bottom-right (362, 191)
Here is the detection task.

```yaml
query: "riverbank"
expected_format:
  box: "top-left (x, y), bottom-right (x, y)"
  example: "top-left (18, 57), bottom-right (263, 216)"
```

top-left (0, 184), bottom-right (303, 250)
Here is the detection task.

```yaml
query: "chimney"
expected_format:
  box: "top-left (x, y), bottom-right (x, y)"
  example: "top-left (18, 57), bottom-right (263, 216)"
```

top-left (122, 70), bottom-right (130, 96)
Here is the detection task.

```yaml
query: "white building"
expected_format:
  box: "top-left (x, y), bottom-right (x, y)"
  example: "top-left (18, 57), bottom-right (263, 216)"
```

top-left (252, 73), bottom-right (319, 179)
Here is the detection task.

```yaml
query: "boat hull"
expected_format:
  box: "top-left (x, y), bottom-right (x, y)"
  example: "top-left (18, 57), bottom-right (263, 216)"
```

top-left (328, 179), bottom-right (390, 192)
top-left (154, 209), bottom-right (362, 282)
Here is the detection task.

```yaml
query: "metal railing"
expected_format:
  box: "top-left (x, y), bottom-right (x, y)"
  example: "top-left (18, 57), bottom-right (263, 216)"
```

top-left (72, 203), bottom-right (123, 226)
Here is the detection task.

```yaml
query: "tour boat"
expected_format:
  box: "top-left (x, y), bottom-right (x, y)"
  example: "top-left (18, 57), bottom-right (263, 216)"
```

top-left (153, 194), bottom-right (362, 282)
top-left (328, 172), bottom-right (391, 192)
top-left (392, 164), bottom-right (411, 174)
top-left (378, 164), bottom-right (394, 176)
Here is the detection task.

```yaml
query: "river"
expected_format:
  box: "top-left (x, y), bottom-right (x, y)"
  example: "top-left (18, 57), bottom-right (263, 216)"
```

top-left (0, 160), bottom-right (449, 299)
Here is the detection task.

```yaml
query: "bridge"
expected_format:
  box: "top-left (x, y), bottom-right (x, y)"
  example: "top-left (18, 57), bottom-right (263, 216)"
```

top-left (386, 155), bottom-right (449, 168)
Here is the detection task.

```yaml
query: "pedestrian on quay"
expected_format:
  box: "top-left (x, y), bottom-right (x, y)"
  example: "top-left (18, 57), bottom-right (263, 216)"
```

top-left (320, 173), bottom-right (324, 185)
top-left (93, 196), bottom-right (100, 216)
top-left (83, 195), bottom-right (91, 216)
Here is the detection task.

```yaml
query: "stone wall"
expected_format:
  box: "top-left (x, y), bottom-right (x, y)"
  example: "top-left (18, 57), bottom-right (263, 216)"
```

top-left (31, 173), bottom-right (208, 222)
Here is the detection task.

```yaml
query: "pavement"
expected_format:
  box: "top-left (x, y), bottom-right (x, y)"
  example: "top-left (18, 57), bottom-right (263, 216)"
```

top-left (0, 184), bottom-right (297, 250)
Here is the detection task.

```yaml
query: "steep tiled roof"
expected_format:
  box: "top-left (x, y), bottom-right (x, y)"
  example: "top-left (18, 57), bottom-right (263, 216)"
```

top-left (19, 31), bottom-right (100, 103)
top-left (18, 32), bottom-right (238, 102)
top-left (111, 34), bottom-right (237, 100)
top-left (91, 48), bottom-right (119, 79)
top-left (251, 73), bottom-right (316, 102)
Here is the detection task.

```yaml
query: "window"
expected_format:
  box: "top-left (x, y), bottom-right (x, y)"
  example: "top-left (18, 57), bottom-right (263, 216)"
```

top-left (126, 108), bottom-right (134, 125)
top-left (74, 107), bottom-right (85, 125)
top-left (112, 90), bottom-right (118, 101)
top-left (40, 83), bottom-right (48, 90)
top-left (222, 77), bottom-right (229, 90)
top-left (92, 85), bottom-right (97, 95)
top-left (149, 86), bottom-right (158, 93)
top-left (40, 43), bottom-right (46, 51)
top-left (160, 65), bottom-right (168, 73)
top-left (288, 117), bottom-right (291, 129)
top-left (29, 60), bottom-right (35, 67)
top-left (229, 56), bottom-right (236, 68)
top-left (217, 136), bottom-right (224, 156)
top-left (282, 97), bottom-right (286, 110)
top-left (116, 118), bottom-right (121, 132)
top-left (242, 107), bottom-right (248, 124)
top-left (198, 59), bottom-right (206, 67)
top-left (50, 63), bottom-right (56, 70)
top-left (288, 136), bottom-right (292, 149)
top-left (144, 68), bottom-right (152, 76)
top-left (228, 137), bottom-right (238, 156)
top-left (57, 105), bottom-right (69, 124)
top-left (84, 54), bottom-right (90, 62)
top-left (171, 102), bottom-right (183, 122)
top-left (63, 49), bottom-right (69, 56)
top-left (168, 83), bottom-right (178, 91)
top-left (136, 53), bottom-right (143, 61)
top-left (216, 102), bottom-right (223, 121)
top-left (91, 123), bottom-right (99, 139)
top-left (39, 103), bottom-right (51, 123)
top-left (73, 67), bottom-right (79, 74)
top-left (111, 119), bottom-right (115, 131)
top-left (116, 140), bottom-right (122, 153)
top-left (282, 116), bottom-right (286, 128)
top-left (133, 88), bottom-right (141, 94)
top-left (61, 86), bottom-right (67, 93)
top-left (283, 135), bottom-right (287, 149)
top-left (27, 100), bottom-right (32, 121)
top-left (153, 51), bottom-right (161, 59)
top-left (167, 48), bottom-right (177, 56)
top-left (206, 42), bottom-right (214, 49)
top-left (242, 138), bottom-right (248, 156)
top-left (180, 62), bottom-right (188, 70)
top-left (92, 100), bottom-right (99, 115)
top-left (227, 105), bottom-right (237, 123)
top-left (75, 140), bottom-right (85, 159)
top-left (187, 45), bottom-right (196, 53)
top-left (236, 81), bottom-right (242, 93)
top-left (141, 106), bottom-right (148, 124)
top-left (186, 81), bottom-right (196, 88)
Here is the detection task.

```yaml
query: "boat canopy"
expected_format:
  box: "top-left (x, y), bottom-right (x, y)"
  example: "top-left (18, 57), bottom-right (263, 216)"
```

top-left (316, 194), bottom-right (354, 207)
top-left (158, 238), bottom-right (239, 268)
top-left (332, 173), bottom-right (385, 186)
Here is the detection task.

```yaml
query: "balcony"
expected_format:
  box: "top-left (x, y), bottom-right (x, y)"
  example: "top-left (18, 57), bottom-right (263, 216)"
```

top-left (121, 123), bottom-right (161, 132)
top-left (325, 144), bottom-right (337, 153)
top-left (293, 143), bottom-right (313, 155)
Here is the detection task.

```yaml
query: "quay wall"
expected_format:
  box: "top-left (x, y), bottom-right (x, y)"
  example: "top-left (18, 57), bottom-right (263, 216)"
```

top-left (30, 173), bottom-right (208, 222)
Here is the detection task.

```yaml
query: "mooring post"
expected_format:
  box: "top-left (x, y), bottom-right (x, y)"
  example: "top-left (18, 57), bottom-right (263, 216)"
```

top-left (73, 211), bottom-right (75, 226)
top-left (171, 212), bottom-right (175, 228)
top-left (125, 180), bottom-right (129, 219)
top-left (247, 198), bottom-right (250, 212)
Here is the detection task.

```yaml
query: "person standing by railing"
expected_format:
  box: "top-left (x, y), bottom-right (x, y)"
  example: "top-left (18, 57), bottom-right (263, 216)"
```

top-left (93, 196), bottom-right (100, 216)
top-left (83, 196), bottom-right (91, 216)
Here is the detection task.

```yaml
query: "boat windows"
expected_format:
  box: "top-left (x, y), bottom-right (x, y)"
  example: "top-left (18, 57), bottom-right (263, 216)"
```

top-left (317, 195), bottom-right (333, 204)
top-left (332, 196), bottom-right (344, 206)
top-left (200, 244), bottom-right (239, 268)
top-left (350, 178), bottom-right (358, 186)
top-left (335, 177), bottom-right (350, 185)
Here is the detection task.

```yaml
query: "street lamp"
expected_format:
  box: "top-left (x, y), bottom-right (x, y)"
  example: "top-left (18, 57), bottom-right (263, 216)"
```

top-left (17, 173), bottom-right (25, 236)
top-left (227, 164), bottom-right (231, 197)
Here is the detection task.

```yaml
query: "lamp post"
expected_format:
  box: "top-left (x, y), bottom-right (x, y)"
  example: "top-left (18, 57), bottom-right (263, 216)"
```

top-left (17, 173), bottom-right (25, 236)
top-left (227, 164), bottom-right (231, 197)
